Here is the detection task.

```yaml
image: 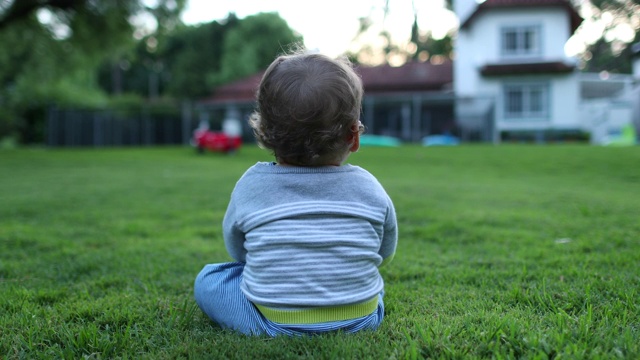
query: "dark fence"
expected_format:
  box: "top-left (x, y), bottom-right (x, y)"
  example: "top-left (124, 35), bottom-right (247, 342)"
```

top-left (46, 104), bottom-right (197, 147)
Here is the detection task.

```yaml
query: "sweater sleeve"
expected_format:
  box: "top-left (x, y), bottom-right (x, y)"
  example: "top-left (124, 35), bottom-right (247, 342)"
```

top-left (222, 195), bottom-right (247, 262)
top-left (378, 196), bottom-right (398, 267)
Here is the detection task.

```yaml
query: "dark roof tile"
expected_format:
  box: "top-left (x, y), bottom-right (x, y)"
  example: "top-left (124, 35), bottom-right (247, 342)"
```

top-left (461, 0), bottom-right (583, 34)
top-left (356, 60), bottom-right (453, 93)
top-left (203, 59), bottom-right (453, 104)
top-left (480, 61), bottom-right (575, 76)
top-left (202, 72), bottom-right (263, 103)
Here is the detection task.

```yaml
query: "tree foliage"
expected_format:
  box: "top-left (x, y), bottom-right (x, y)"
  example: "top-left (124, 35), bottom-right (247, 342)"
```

top-left (0, 15), bottom-right (110, 143)
top-left (579, 0), bottom-right (640, 73)
top-left (347, 1), bottom-right (454, 66)
top-left (581, 34), bottom-right (638, 73)
top-left (0, 0), bottom-right (186, 143)
top-left (98, 12), bottom-right (301, 100)
top-left (98, 17), bottom-right (239, 100)
top-left (210, 12), bottom-right (302, 87)
top-left (409, 16), bottom-right (453, 63)
top-left (0, 2), bottom-right (301, 144)
top-left (161, 17), bottom-right (239, 98)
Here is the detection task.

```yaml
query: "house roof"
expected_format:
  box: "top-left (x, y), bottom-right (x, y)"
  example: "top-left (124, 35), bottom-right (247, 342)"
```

top-left (203, 71), bottom-right (264, 104)
top-left (357, 60), bottom-right (453, 94)
top-left (480, 61), bottom-right (575, 76)
top-left (202, 59), bottom-right (454, 104)
top-left (460, 0), bottom-right (583, 34)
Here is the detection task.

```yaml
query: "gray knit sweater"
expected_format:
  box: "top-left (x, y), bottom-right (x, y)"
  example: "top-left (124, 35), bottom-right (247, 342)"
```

top-left (223, 162), bottom-right (398, 310)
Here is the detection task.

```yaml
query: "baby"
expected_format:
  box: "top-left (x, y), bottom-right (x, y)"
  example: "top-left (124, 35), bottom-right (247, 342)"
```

top-left (194, 51), bottom-right (398, 336)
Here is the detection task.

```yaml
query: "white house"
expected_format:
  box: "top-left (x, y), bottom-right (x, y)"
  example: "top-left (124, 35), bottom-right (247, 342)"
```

top-left (632, 43), bottom-right (640, 135)
top-left (195, 0), bottom-right (636, 146)
top-left (454, 0), bottom-right (636, 144)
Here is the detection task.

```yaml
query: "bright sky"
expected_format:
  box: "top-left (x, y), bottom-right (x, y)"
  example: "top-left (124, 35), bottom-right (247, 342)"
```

top-left (180, 0), bottom-right (458, 58)
top-left (179, 0), bottom-right (639, 61)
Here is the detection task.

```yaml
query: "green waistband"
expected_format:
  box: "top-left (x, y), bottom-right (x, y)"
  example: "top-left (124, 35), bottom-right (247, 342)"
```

top-left (254, 296), bottom-right (379, 324)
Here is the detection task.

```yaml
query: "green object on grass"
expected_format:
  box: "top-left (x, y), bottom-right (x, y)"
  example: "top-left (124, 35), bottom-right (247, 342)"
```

top-left (606, 123), bottom-right (637, 146)
top-left (359, 134), bottom-right (401, 147)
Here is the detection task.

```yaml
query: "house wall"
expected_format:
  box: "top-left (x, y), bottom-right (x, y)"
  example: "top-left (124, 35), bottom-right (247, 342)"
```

top-left (454, 5), bottom-right (580, 138)
top-left (456, 8), bottom-right (575, 96)
top-left (632, 86), bottom-right (640, 135)
top-left (475, 73), bottom-right (580, 132)
top-left (454, 0), bottom-right (478, 33)
top-left (580, 99), bottom-right (635, 144)
top-left (632, 57), bottom-right (640, 80)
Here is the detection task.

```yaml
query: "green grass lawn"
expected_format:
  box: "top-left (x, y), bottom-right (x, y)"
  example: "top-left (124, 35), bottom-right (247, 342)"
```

top-left (1, 145), bottom-right (639, 359)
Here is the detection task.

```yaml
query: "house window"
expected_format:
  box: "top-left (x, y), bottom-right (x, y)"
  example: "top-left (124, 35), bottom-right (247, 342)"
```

top-left (501, 25), bottom-right (540, 57)
top-left (503, 83), bottom-right (549, 119)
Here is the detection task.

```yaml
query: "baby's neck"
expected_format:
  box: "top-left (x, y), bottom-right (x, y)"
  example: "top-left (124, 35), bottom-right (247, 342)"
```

top-left (277, 151), bottom-right (350, 167)
top-left (277, 161), bottom-right (342, 167)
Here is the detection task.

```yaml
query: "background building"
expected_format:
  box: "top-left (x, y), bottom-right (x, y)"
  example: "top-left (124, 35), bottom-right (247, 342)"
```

top-left (200, 0), bottom-right (638, 145)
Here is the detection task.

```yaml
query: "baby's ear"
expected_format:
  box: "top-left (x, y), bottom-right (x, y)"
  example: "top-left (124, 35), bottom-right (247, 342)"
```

top-left (348, 123), bottom-right (360, 153)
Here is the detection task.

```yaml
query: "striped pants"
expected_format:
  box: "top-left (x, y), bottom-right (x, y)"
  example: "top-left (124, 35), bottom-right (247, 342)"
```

top-left (194, 262), bottom-right (385, 336)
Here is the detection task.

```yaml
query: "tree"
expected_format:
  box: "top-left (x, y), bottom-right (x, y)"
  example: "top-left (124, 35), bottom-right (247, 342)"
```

top-left (209, 12), bottom-right (303, 87)
top-left (588, 0), bottom-right (640, 19)
top-left (98, 16), bottom-right (239, 100)
top-left (159, 14), bottom-right (240, 99)
top-left (0, 0), bottom-right (186, 143)
top-left (0, 0), bottom-right (185, 33)
top-left (97, 12), bottom-right (302, 100)
top-left (578, 0), bottom-right (640, 73)
top-left (409, 15), bottom-right (453, 63)
top-left (0, 15), bottom-right (114, 143)
top-left (0, 0), bottom-right (80, 30)
top-left (347, 0), bottom-right (454, 66)
top-left (581, 35), bottom-right (637, 73)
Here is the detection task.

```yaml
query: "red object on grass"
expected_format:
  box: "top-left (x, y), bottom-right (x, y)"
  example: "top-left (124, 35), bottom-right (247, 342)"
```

top-left (193, 129), bottom-right (242, 153)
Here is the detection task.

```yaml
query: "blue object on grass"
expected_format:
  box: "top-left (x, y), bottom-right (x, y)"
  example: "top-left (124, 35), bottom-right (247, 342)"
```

top-left (422, 134), bottom-right (460, 146)
top-left (360, 135), bottom-right (401, 147)
top-left (603, 123), bottom-right (637, 146)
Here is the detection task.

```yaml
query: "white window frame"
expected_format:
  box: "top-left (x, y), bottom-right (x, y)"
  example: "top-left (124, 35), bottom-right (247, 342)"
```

top-left (502, 83), bottom-right (550, 120)
top-left (501, 25), bottom-right (541, 58)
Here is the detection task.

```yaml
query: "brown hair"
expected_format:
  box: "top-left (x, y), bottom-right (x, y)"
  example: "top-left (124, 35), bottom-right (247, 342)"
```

top-left (249, 51), bottom-right (363, 166)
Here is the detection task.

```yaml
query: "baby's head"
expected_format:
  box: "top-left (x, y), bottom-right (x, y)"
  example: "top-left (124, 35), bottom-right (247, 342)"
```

top-left (249, 51), bottom-right (364, 166)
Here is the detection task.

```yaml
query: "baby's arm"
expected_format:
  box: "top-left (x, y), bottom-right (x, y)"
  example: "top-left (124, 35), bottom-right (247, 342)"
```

top-left (222, 200), bottom-right (247, 262)
top-left (378, 198), bottom-right (398, 267)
